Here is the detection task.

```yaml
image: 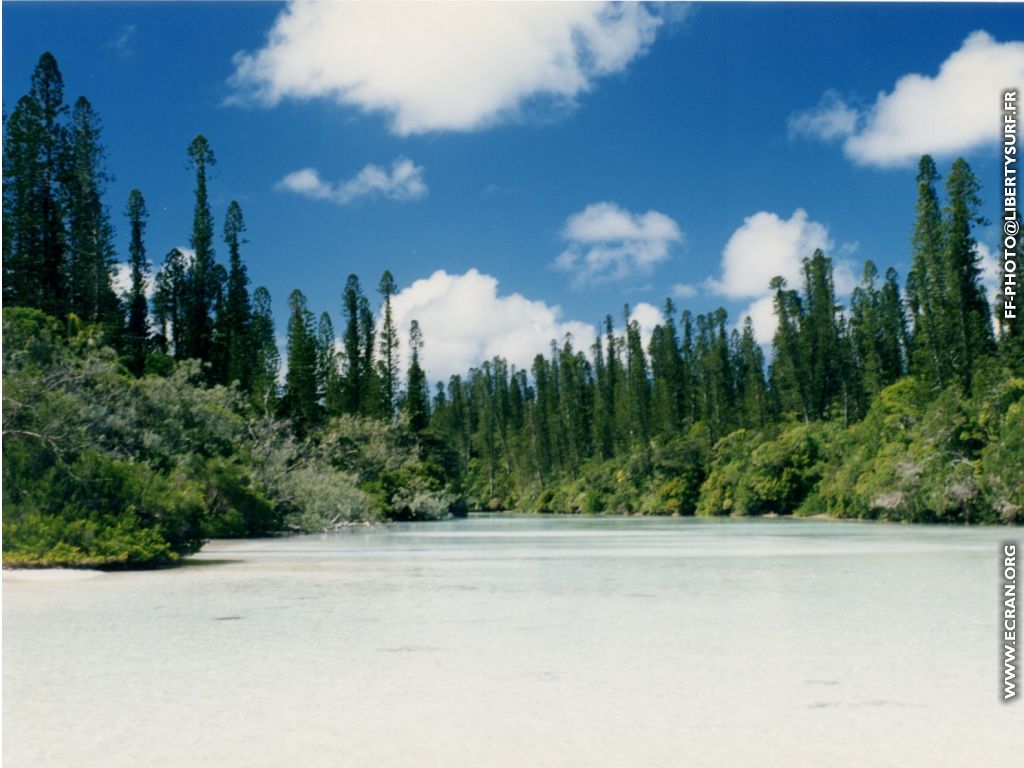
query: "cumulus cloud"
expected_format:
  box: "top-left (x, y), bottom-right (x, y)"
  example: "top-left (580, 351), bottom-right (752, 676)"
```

top-left (671, 283), bottom-right (698, 299)
top-left (133, 245), bottom-right (196, 288)
top-left (390, 269), bottom-right (597, 382)
top-left (628, 302), bottom-right (662, 350)
top-left (791, 31), bottom-right (1024, 167)
top-left (787, 90), bottom-right (859, 142)
top-left (741, 295), bottom-right (779, 346)
top-left (706, 209), bottom-right (832, 299)
top-left (555, 202), bottom-right (682, 287)
top-left (112, 246), bottom-right (194, 335)
top-left (702, 210), bottom-right (857, 344)
top-left (111, 261), bottom-right (155, 300)
top-left (229, 2), bottom-right (663, 135)
top-left (277, 157), bottom-right (427, 205)
top-left (976, 241), bottom-right (1004, 308)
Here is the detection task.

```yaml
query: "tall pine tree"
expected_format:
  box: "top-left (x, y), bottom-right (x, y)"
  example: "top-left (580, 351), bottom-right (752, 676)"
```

top-left (3, 52), bottom-right (69, 318)
top-left (943, 157), bottom-right (993, 391)
top-left (123, 189), bottom-right (150, 375)
top-left (66, 96), bottom-right (119, 332)
top-left (316, 311), bottom-right (343, 415)
top-left (907, 155), bottom-right (952, 390)
top-left (249, 286), bottom-right (280, 415)
top-left (221, 201), bottom-right (253, 389)
top-left (182, 135), bottom-right (219, 364)
top-left (377, 270), bottom-right (400, 415)
top-left (405, 319), bottom-right (430, 432)
top-left (153, 248), bottom-right (187, 355)
top-left (283, 289), bottom-right (320, 436)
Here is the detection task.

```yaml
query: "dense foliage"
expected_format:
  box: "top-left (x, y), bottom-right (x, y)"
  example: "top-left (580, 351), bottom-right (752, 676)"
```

top-left (428, 234), bottom-right (1022, 521)
top-left (2, 55), bottom-right (461, 567)
top-left (2, 53), bottom-right (1021, 566)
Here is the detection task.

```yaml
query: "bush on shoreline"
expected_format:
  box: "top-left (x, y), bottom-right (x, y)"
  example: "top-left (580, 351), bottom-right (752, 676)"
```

top-left (2, 308), bottom-right (464, 567)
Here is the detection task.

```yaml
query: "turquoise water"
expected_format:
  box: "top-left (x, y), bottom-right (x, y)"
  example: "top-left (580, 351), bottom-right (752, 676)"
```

top-left (3, 516), bottom-right (1018, 766)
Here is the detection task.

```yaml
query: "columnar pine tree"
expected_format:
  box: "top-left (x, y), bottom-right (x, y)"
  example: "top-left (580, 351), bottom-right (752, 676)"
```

top-left (341, 274), bottom-right (364, 413)
top-left (850, 260), bottom-right (909, 410)
top-left (153, 248), bottom-right (187, 355)
top-left (698, 308), bottom-right (734, 438)
top-left (591, 317), bottom-right (617, 459)
top-left (557, 336), bottom-right (592, 469)
top-left (471, 362), bottom-right (498, 494)
top-left (679, 310), bottom-right (698, 424)
top-left (316, 311), bottom-right (343, 415)
top-left (358, 291), bottom-right (380, 416)
top-left (907, 155), bottom-right (951, 390)
top-left (249, 286), bottom-right (280, 415)
top-left (182, 135), bottom-right (218, 363)
top-left (377, 270), bottom-right (400, 415)
top-left (943, 157), bottom-right (994, 391)
top-left (624, 309), bottom-right (652, 455)
top-left (442, 373), bottom-right (471, 469)
top-left (283, 289), bottom-right (320, 437)
top-left (531, 352), bottom-right (557, 479)
top-left (850, 260), bottom-right (885, 401)
top-left (3, 52), bottom-right (69, 317)
top-left (221, 201), bottom-right (253, 389)
top-left (769, 276), bottom-right (807, 420)
top-left (123, 189), bottom-right (150, 375)
top-left (735, 317), bottom-right (768, 428)
top-left (590, 335), bottom-right (613, 460)
top-left (649, 299), bottom-right (683, 438)
top-left (878, 266), bottom-right (909, 385)
top-left (405, 319), bottom-right (430, 432)
top-left (835, 313), bottom-right (862, 426)
top-left (801, 250), bottom-right (843, 419)
top-left (66, 96), bottom-right (119, 332)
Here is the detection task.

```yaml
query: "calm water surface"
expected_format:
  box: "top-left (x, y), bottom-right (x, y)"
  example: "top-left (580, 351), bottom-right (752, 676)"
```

top-left (3, 516), bottom-right (1018, 766)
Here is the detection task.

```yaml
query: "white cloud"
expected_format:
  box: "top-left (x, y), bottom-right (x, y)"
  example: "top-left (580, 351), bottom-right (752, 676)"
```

top-left (229, 2), bottom-right (663, 135)
top-left (136, 245), bottom-right (196, 292)
top-left (787, 90), bottom-right (859, 142)
top-left (706, 209), bottom-right (833, 299)
top-left (628, 301), bottom-right (662, 350)
top-left (111, 247), bottom-right (194, 339)
top-left (703, 210), bottom-right (857, 344)
top-left (831, 259), bottom-right (858, 297)
top-left (976, 241), bottom-right (1004, 308)
top-left (275, 334), bottom-right (288, 385)
top-left (111, 262), bottom-right (155, 301)
top-left (107, 24), bottom-right (137, 58)
top-left (792, 31), bottom-right (1024, 167)
top-left (555, 202), bottom-right (682, 287)
top-left (671, 283), bottom-right (698, 299)
top-left (390, 268), bottom-right (596, 382)
top-left (740, 295), bottom-right (779, 346)
top-left (277, 157), bottom-right (427, 205)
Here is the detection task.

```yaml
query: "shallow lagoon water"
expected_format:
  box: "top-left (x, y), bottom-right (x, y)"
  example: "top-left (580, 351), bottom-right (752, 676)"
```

top-left (3, 516), bottom-right (1018, 766)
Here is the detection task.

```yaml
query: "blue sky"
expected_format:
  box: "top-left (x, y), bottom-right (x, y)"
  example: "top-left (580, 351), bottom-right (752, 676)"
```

top-left (4, 2), bottom-right (1023, 380)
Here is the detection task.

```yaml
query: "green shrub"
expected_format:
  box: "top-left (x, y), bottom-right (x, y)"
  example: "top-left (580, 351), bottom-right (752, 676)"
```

top-left (815, 377), bottom-right (1017, 523)
top-left (2, 450), bottom-right (205, 567)
top-left (193, 456), bottom-right (280, 537)
top-left (979, 399), bottom-right (1024, 523)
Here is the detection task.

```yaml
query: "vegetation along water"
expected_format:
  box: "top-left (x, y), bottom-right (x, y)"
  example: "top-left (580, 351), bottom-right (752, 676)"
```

top-left (3, 53), bottom-right (1022, 568)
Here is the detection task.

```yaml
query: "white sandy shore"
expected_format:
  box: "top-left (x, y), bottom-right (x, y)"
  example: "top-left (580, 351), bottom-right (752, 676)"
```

top-left (3, 568), bottom-right (103, 582)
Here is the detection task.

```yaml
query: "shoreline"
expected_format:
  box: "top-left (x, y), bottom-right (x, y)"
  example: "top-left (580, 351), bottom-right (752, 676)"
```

top-left (5, 512), bottom-right (1013, 573)
top-left (2, 567), bottom-right (104, 581)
